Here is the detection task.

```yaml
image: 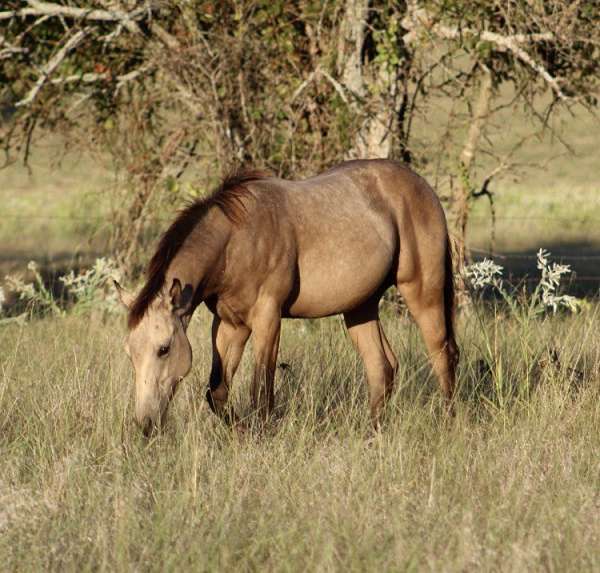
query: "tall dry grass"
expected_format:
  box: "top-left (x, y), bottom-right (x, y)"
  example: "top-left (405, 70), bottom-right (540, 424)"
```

top-left (0, 303), bottom-right (598, 571)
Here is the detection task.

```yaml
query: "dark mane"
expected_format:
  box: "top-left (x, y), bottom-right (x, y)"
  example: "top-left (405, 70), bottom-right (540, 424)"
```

top-left (127, 170), bottom-right (270, 329)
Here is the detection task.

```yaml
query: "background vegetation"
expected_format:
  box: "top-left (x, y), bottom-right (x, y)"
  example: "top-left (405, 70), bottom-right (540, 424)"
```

top-left (0, 2), bottom-right (599, 571)
top-left (2, 0), bottom-right (599, 267)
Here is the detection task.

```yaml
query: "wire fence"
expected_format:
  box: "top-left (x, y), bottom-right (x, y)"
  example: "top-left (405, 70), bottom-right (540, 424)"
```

top-left (5, 212), bottom-right (600, 224)
top-left (3, 212), bottom-right (600, 290)
top-left (468, 246), bottom-right (600, 261)
top-left (469, 215), bottom-right (600, 223)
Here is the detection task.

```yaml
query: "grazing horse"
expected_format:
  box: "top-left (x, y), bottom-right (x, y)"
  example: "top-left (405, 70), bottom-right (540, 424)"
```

top-left (115, 159), bottom-right (458, 435)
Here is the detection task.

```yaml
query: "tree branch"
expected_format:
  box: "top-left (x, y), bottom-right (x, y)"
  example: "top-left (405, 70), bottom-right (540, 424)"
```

top-left (15, 28), bottom-right (90, 107)
top-left (0, 34), bottom-right (28, 60)
top-left (47, 64), bottom-right (149, 90)
top-left (0, 0), bottom-right (151, 35)
top-left (460, 65), bottom-right (493, 170)
top-left (402, 4), bottom-right (567, 100)
top-left (148, 21), bottom-right (180, 50)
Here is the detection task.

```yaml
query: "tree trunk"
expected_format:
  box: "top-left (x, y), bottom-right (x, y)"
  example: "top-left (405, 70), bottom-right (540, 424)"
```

top-left (337, 0), bottom-right (397, 159)
top-left (453, 65), bottom-right (493, 263)
top-left (359, 60), bottom-right (397, 158)
top-left (337, 0), bottom-right (368, 99)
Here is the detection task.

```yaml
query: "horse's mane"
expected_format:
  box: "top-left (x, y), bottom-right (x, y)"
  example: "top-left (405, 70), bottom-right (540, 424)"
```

top-left (127, 170), bottom-right (270, 329)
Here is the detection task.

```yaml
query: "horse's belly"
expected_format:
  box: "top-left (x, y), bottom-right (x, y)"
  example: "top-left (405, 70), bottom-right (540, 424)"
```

top-left (286, 233), bottom-right (395, 318)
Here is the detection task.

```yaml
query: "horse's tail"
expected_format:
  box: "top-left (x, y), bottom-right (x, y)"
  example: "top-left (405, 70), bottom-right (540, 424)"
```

top-left (443, 234), bottom-right (457, 351)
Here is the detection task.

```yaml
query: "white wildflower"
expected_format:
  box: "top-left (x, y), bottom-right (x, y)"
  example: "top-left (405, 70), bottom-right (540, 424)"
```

top-left (464, 258), bottom-right (504, 291)
top-left (2, 257), bottom-right (123, 320)
top-left (536, 249), bottom-right (582, 314)
top-left (59, 257), bottom-right (122, 313)
top-left (5, 275), bottom-right (35, 301)
top-left (536, 248), bottom-right (549, 270)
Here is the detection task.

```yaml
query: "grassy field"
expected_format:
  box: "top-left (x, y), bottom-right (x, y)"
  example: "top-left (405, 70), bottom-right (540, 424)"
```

top-left (0, 85), bottom-right (598, 571)
top-left (1, 303), bottom-right (598, 571)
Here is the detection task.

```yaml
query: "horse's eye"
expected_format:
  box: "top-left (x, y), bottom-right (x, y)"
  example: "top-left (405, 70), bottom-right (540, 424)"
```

top-left (158, 345), bottom-right (170, 358)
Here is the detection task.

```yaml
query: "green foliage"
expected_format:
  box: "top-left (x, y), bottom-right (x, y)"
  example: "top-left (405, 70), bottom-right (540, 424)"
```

top-left (1, 0), bottom-right (598, 265)
top-left (373, 11), bottom-right (401, 71)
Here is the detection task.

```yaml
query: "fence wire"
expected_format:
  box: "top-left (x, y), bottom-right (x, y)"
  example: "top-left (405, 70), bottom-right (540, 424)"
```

top-left (3, 212), bottom-right (600, 288)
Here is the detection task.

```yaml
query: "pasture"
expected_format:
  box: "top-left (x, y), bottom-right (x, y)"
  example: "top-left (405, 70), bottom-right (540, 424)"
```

top-left (1, 93), bottom-right (599, 572)
top-left (1, 303), bottom-right (599, 571)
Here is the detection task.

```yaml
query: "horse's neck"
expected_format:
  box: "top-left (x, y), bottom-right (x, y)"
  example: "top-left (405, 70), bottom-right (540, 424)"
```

top-left (166, 209), bottom-right (230, 303)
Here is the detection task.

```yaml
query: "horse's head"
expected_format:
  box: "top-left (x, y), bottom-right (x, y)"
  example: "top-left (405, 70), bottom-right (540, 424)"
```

top-left (115, 279), bottom-right (193, 436)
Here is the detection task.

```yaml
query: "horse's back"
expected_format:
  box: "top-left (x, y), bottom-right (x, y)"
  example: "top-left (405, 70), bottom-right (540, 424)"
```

top-left (235, 160), bottom-right (447, 318)
top-left (241, 161), bottom-right (402, 316)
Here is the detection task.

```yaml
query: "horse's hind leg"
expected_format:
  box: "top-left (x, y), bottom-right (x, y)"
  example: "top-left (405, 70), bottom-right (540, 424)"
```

top-left (344, 301), bottom-right (396, 426)
top-left (378, 322), bottom-right (398, 377)
top-left (397, 279), bottom-right (458, 404)
top-left (206, 315), bottom-right (250, 424)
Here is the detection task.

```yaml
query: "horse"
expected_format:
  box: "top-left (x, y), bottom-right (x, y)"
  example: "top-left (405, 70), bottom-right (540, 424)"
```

top-left (115, 159), bottom-right (459, 435)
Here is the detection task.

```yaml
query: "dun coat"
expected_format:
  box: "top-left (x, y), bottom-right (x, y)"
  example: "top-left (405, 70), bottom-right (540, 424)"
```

top-left (116, 159), bottom-right (459, 435)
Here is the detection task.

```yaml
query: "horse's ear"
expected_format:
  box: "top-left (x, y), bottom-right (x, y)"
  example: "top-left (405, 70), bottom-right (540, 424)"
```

top-left (114, 280), bottom-right (134, 309)
top-left (169, 278), bottom-right (193, 316)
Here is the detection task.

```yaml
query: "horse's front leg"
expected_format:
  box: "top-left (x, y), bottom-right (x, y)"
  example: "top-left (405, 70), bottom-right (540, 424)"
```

top-left (250, 302), bottom-right (281, 420)
top-left (206, 315), bottom-right (250, 425)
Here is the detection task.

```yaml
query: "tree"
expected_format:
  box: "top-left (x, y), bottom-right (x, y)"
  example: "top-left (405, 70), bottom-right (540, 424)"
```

top-left (1, 0), bottom-right (598, 270)
top-left (401, 0), bottom-right (599, 259)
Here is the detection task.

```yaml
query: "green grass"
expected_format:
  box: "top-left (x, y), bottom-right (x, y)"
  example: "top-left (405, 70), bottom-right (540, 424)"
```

top-left (1, 304), bottom-right (598, 571)
top-left (0, 142), bottom-right (113, 274)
